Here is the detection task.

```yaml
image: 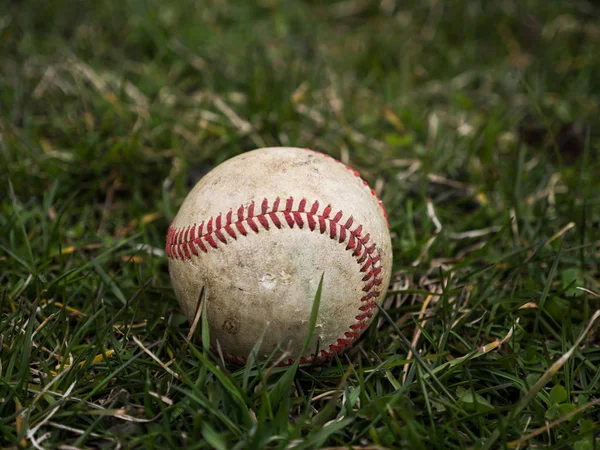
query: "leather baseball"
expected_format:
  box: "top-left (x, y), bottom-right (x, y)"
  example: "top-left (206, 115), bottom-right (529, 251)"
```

top-left (166, 147), bottom-right (392, 365)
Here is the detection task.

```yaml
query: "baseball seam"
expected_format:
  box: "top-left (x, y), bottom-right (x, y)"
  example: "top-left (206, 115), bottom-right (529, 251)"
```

top-left (311, 149), bottom-right (389, 227)
top-left (166, 197), bottom-right (384, 365)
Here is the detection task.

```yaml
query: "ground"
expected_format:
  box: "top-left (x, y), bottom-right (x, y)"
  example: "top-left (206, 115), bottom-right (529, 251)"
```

top-left (1, 0), bottom-right (599, 448)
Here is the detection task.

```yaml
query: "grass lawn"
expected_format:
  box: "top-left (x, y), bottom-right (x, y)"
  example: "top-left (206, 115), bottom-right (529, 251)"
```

top-left (1, 0), bottom-right (599, 448)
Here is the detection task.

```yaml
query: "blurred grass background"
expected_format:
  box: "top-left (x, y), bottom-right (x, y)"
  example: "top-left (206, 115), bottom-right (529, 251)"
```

top-left (1, 0), bottom-right (599, 448)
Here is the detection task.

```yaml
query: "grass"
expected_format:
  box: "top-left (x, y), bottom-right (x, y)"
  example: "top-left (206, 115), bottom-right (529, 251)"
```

top-left (1, 0), bottom-right (599, 448)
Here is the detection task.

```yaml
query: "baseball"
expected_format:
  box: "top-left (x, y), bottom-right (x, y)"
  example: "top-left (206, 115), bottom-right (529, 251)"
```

top-left (166, 147), bottom-right (392, 365)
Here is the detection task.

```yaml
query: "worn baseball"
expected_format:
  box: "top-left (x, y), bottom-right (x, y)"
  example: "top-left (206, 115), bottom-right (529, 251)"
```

top-left (166, 147), bottom-right (392, 365)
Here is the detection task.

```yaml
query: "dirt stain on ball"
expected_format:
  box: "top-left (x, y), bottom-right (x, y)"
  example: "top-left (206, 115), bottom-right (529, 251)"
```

top-left (222, 317), bottom-right (240, 335)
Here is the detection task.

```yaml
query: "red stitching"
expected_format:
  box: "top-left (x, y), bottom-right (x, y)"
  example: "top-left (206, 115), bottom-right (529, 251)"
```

top-left (205, 234), bottom-right (218, 249)
top-left (236, 221), bottom-right (247, 236)
top-left (338, 226), bottom-right (346, 243)
top-left (310, 201), bottom-right (319, 214)
top-left (359, 302), bottom-right (377, 311)
top-left (346, 234), bottom-right (356, 251)
top-left (307, 214), bottom-right (316, 231)
top-left (318, 216), bottom-right (327, 234)
top-left (270, 212), bottom-right (282, 229)
top-left (215, 229), bottom-right (227, 244)
top-left (293, 212), bottom-right (304, 228)
top-left (247, 216), bottom-right (259, 233)
top-left (284, 211), bottom-right (295, 228)
top-left (357, 251), bottom-right (368, 264)
top-left (167, 196), bottom-right (385, 365)
top-left (195, 236), bottom-right (207, 253)
top-left (305, 148), bottom-right (389, 226)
